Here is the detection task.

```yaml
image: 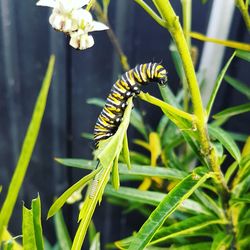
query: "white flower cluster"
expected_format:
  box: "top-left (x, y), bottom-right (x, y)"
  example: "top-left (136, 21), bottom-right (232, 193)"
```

top-left (36, 0), bottom-right (109, 50)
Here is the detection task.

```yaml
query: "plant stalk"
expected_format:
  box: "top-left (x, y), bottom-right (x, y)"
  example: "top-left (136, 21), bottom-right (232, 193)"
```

top-left (152, 0), bottom-right (228, 192)
top-left (235, 0), bottom-right (250, 30)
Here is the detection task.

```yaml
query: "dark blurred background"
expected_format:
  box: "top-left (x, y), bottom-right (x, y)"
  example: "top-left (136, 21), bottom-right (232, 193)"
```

top-left (0, 0), bottom-right (249, 247)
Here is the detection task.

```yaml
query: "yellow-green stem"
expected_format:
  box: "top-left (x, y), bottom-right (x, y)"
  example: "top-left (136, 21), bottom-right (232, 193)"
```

top-left (181, 0), bottom-right (192, 112)
top-left (236, 0), bottom-right (250, 30)
top-left (153, 0), bottom-right (228, 191)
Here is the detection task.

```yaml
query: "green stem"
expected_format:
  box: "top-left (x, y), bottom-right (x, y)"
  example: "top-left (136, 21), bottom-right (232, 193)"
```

top-left (181, 0), bottom-right (192, 112)
top-left (236, 0), bottom-right (250, 30)
top-left (152, 0), bottom-right (228, 192)
top-left (134, 0), bottom-right (167, 28)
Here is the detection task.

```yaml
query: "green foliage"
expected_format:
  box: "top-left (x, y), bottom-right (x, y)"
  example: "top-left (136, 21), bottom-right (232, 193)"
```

top-left (0, 55), bottom-right (55, 243)
top-left (22, 196), bottom-right (44, 250)
top-left (2, 1), bottom-right (250, 250)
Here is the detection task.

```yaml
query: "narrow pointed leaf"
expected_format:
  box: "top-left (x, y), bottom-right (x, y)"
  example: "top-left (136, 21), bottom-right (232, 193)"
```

top-left (47, 168), bottom-right (100, 218)
top-left (105, 184), bottom-right (208, 214)
top-left (54, 210), bottom-right (71, 250)
top-left (206, 52), bottom-right (236, 116)
top-left (111, 156), bottom-right (120, 190)
top-left (224, 75), bottom-right (250, 99)
top-left (128, 169), bottom-right (212, 250)
top-left (122, 134), bottom-right (131, 169)
top-left (151, 215), bottom-right (227, 245)
top-left (55, 158), bottom-right (186, 180)
top-left (31, 196), bottom-right (44, 250)
top-left (0, 55), bottom-right (55, 240)
top-left (213, 103), bottom-right (250, 120)
top-left (208, 125), bottom-right (241, 162)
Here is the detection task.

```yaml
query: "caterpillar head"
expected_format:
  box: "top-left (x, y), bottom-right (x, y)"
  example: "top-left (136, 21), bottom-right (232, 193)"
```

top-left (155, 64), bottom-right (168, 86)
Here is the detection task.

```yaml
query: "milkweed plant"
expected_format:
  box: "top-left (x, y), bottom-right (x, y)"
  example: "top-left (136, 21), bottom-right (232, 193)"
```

top-left (0, 0), bottom-right (250, 250)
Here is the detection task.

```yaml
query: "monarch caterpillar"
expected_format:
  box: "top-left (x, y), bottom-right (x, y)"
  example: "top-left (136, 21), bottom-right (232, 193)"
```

top-left (93, 62), bottom-right (167, 148)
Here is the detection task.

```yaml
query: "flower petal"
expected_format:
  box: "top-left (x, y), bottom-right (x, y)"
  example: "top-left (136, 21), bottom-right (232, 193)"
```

top-left (36, 0), bottom-right (55, 7)
top-left (91, 21), bottom-right (109, 32)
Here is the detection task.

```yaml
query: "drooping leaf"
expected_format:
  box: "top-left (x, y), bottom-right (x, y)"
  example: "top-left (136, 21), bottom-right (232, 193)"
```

top-left (213, 103), bottom-right (250, 120)
top-left (128, 169), bottom-right (212, 250)
top-left (242, 136), bottom-right (250, 157)
top-left (206, 52), bottom-right (236, 117)
top-left (208, 125), bottom-right (241, 162)
top-left (54, 210), bottom-right (72, 250)
top-left (224, 75), bottom-right (250, 99)
top-left (47, 168), bottom-right (101, 218)
top-left (0, 55), bottom-right (55, 239)
top-left (55, 158), bottom-right (186, 180)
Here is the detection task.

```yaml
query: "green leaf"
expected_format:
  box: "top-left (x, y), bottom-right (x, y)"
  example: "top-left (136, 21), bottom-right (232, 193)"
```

top-left (156, 115), bottom-right (169, 137)
top-left (236, 49), bottom-right (250, 62)
top-left (129, 108), bottom-right (148, 139)
top-left (88, 221), bottom-right (97, 244)
top-left (47, 168), bottom-right (101, 218)
top-left (111, 156), bottom-right (120, 190)
top-left (81, 133), bottom-right (94, 140)
top-left (169, 242), bottom-right (212, 250)
top-left (22, 207), bottom-right (37, 250)
top-left (54, 210), bottom-right (72, 250)
top-left (211, 232), bottom-right (233, 250)
top-left (3, 240), bottom-right (13, 250)
top-left (122, 134), bottom-right (131, 170)
top-left (169, 42), bottom-right (185, 90)
top-left (0, 55), bottom-right (55, 240)
top-left (55, 158), bottom-right (186, 180)
top-left (127, 169), bottom-right (212, 250)
top-left (71, 99), bottom-right (134, 250)
top-left (89, 232), bottom-right (100, 250)
top-left (232, 174), bottom-right (250, 198)
top-left (208, 125), bottom-right (241, 162)
top-left (225, 161), bottom-right (238, 184)
top-left (151, 215), bottom-right (227, 245)
top-left (31, 196), bottom-right (44, 250)
top-left (213, 103), bottom-right (250, 120)
top-left (224, 75), bottom-right (250, 99)
top-left (86, 98), bottom-right (105, 107)
top-left (94, 97), bottom-right (133, 168)
top-left (206, 52), bottom-right (236, 116)
top-left (105, 185), bottom-right (208, 215)
top-left (194, 190), bottom-right (224, 218)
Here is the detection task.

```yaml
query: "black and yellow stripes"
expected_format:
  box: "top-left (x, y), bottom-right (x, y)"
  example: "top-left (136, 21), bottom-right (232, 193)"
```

top-left (94, 63), bottom-right (167, 148)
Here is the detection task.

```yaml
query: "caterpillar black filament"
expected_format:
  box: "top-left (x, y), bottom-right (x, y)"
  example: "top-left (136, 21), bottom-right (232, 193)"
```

top-left (94, 63), bottom-right (167, 148)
